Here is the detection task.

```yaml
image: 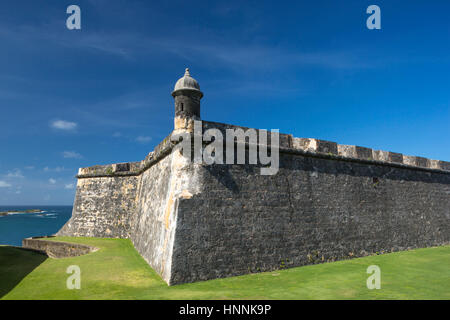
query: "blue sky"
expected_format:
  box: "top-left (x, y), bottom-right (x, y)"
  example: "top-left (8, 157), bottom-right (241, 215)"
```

top-left (0, 0), bottom-right (449, 205)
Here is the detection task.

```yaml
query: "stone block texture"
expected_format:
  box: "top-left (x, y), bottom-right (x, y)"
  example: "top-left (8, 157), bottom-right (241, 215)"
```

top-left (58, 120), bottom-right (450, 285)
top-left (22, 237), bottom-right (98, 258)
top-left (58, 176), bottom-right (139, 238)
top-left (171, 156), bottom-right (449, 284)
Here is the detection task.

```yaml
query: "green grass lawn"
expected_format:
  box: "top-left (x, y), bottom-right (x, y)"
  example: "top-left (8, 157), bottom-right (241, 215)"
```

top-left (1, 237), bottom-right (449, 300)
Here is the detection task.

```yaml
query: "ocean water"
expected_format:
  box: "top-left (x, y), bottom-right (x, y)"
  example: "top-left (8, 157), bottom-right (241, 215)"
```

top-left (0, 206), bottom-right (72, 246)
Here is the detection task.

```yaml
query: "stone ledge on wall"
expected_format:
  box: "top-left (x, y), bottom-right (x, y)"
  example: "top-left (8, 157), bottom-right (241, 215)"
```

top-left (22, 236), bottom-right (98, 258)
top-left (75, 120), bottom-right (450, 179)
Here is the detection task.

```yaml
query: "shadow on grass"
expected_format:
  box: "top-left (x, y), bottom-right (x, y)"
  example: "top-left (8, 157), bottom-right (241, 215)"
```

top-left (0, 246), bottom-right (47, 298)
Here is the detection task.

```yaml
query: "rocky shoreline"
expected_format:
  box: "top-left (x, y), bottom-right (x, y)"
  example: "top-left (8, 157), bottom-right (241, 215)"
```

top-left (0, 209), bottom-right (42, 216)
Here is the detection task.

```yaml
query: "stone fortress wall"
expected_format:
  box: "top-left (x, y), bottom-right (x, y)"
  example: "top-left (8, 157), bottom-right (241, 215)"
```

top-left (57, 68), bottom-right (450, 285)
top-left (58, 119), bottom-right (450, 285)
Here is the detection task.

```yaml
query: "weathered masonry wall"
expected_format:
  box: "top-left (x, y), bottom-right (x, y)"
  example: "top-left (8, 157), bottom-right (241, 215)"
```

top-left (57, 174), bottom-right (139, 238)
top-left (170, 154), bottom-right (450, 284)
top-left (57, 133), bottom-right (200, 284)
top-left (57, 135), bottom-right (174, 240)
top-left (131, 154), bottom-right (174, 282)
top-left (169, 120), bottom-right (450, 284)
top-left (58, 119), bottom-right (450, 285)
top-left (131, 151), bottom-right (202, 283)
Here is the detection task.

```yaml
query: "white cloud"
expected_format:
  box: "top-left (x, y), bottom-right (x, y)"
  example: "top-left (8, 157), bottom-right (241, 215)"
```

top-left (49, 178), bottom-right (56, 184)
top-left (6, 169), bottom-right (24, 179)
top-left (65, 183), bottom-right (75, 189)
top-left (136, 136), bottom-right (152, 144)
top-left (0, 181), bottom-right (11, 188)
top-left (62, 151), bottom-right (83, 159)
top-left (54, 31), bottom-right (374, 70)
top-left (51, 119), bottom-right (77, 131)
top-left (44, 166), bottom-right (66, 172)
